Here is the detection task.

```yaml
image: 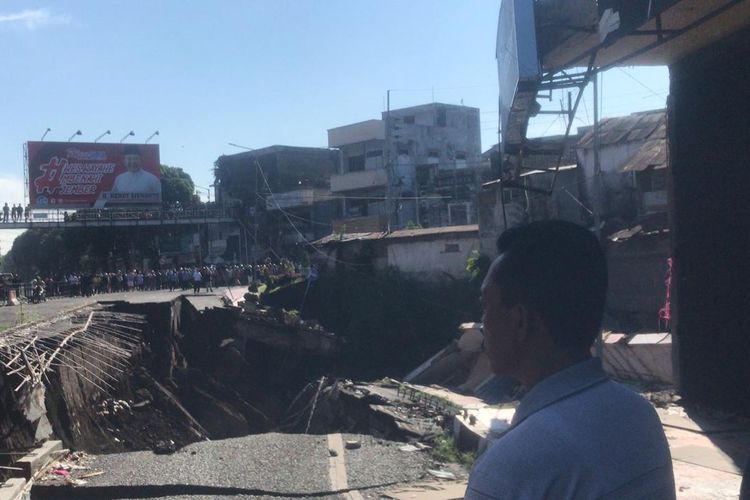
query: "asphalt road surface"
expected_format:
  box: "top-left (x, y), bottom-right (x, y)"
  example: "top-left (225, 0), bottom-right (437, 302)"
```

top-left (0, 287), bottom-right (245, 332)
top-left (31, 433), bottom-right (439, 500)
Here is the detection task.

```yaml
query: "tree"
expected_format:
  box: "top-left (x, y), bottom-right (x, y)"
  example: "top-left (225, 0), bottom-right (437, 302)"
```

top-left (161, 165), bottom-right (198, 206)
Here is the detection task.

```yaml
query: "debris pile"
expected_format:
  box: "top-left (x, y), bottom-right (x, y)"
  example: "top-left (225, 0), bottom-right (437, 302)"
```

top-left (282, 378), bottom-right (458, 442)
top-left (37, 451), bottom-right (102, 488)
top-left (0, 309), bottom-right (143, 393)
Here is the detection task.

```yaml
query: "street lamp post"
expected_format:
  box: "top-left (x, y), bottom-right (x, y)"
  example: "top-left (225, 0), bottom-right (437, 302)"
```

top-left (145, 131), bottom-right (159, 144)
top-left (94, 130), bottom-right (111, 143)
top-left (119, 131), bottom-right (135, 143)
top-left (195, 185), bottom-right (211, 204)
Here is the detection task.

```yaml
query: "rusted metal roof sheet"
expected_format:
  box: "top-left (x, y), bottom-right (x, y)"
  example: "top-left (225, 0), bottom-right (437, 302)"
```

top-left (621, 122), bottom-right (668, 172)
top-left (385, 224), bottom-right (479, 240)
top-left (578, 110), bottom-right (666, 149)
top-left (313, 231), bottom-right (385, 246)
top-left (313, 225), bottom-right (479, 246)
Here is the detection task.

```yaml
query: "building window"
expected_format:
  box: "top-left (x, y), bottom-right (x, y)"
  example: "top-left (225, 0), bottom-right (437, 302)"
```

top-left (428, 150), bottom-right (440, 159)
top-left (455, 151), bottom-right (467, 169)
top-left (436, 108), bottom-right (447, 127)
top-left (397, 144), bottom-right (409, 156)
top-left (365, 150), bottom-right (383, 170)
top-left (403, 115), bottom-right (415, 124)
top-left (348, 155), bottom-right (365, 172)
top-left (444, 243), bottom-right (460, 253)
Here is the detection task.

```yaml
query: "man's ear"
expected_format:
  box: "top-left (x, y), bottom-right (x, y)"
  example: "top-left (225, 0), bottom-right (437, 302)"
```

top-left (509, 302), bottom-right (531, 342)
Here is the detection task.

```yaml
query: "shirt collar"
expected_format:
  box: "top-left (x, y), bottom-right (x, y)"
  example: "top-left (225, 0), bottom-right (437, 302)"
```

top-left (511, 357), bottom-right (609, 427)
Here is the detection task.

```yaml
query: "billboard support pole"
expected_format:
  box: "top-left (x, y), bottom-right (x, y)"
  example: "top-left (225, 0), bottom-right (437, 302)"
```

top-left (23, 143), bottom-right (29, 208)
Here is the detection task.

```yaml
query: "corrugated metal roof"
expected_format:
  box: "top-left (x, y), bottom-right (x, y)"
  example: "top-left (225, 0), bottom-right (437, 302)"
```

top-left (578, 110), bottom-right (666, 149)
top-left (313, 224), bottom-right (479, 246)
top-left (519, 164), bottom-right (578, 177)
top-left (385, 224), bottom-right (478, 240)
top-left (313, 231), bottom-right (385, 246)
top-left (621, 122), bottom-right (668, 172)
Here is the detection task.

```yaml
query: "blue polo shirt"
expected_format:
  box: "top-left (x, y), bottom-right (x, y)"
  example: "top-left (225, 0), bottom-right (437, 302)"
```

top-left (465, 358), bottom-right (675, 499)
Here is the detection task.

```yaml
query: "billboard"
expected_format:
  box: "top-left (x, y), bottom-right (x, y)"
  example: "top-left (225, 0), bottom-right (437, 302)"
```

top-left (27, 142), bottom-right (161, 208)
top-left (496, 0), bottom-right (540, 151)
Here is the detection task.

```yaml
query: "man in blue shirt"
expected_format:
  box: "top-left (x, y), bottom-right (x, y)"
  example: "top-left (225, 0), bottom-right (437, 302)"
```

top-left (466, 220), bottom-right (675, 499)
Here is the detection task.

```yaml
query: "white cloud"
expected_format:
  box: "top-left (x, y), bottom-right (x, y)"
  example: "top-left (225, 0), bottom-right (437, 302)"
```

top-left (0, 229), bottom-right (24, 257)
top-left (0, 8), bottom-right (70, 30)
top-left (0, 175), bottom-right (25, 206)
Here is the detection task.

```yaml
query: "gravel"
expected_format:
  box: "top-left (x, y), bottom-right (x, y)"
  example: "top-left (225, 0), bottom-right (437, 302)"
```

top-left (33, 432), bottom-right (442, 499)
top-left (342, 433), bottom-right (432, 499)
top-left (34, 433), bottom-right (334, 499)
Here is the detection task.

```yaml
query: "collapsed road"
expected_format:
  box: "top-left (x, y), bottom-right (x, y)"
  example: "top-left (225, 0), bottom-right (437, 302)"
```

top-left (2, 287), bottom-right (749, 499)
top-left (0, 288), bottom-right (467, 499)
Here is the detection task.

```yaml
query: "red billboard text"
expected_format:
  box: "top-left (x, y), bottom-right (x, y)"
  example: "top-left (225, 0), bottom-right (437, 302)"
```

top-left (27, 142), bottom-right (161, 208)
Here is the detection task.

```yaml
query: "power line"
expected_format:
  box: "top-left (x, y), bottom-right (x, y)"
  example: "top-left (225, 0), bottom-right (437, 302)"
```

top-left (617, 67), bottom-right (665, 99)
top-left (253, 159), bottom-right (370, 267)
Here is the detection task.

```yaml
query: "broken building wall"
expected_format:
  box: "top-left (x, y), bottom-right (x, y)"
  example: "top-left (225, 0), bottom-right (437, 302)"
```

top-left (384, 233), bottom-right (480, 280)
top-left (606, 233), bottom-right (670, 331)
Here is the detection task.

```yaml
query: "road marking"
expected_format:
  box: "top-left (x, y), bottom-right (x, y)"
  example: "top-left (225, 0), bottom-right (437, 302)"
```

top-left (327, 433), bottom-right (364, 500)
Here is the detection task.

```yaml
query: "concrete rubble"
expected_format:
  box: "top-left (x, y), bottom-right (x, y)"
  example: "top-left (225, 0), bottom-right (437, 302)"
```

top-left (1, 291), bottom-right (749, 499)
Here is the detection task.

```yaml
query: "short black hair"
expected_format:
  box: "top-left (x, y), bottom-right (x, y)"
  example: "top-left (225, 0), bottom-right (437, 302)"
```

top-left (123, 144), bottom-right (141, 156)
top-left (491, 220), bottom-right (607, 351)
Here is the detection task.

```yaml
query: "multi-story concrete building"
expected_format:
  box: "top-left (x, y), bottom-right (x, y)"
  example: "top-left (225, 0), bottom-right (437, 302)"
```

top-left (213, 145), bottom-right (340, 259)
top-left (328, 103), bottom-right (485, 232)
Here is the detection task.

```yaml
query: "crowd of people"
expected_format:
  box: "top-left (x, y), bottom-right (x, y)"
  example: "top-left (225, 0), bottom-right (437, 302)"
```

top-left (2, 203), bottom-right (30, 223)
top-left (1, 259), bottom-right (303, 305)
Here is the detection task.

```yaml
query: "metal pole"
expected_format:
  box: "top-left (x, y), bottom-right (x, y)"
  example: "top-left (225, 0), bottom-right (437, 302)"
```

top-left (593, 72), bottom-right (604, 360)
top-left (385, 89), bottom-right (391, 232)
top-left (253, 163), bottom-right (259, 277)
top-left (593, 74), bottom-right (602, 238)
top-left (197, 225), bottom-right (202, 265)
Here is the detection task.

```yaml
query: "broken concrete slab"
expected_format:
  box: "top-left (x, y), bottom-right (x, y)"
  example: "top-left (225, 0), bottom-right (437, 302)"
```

top-left (16, 440), bottom-right (62, 480)
top-left (0, 478), bottom-right (27, 500)
top-left (454, 406), bottom-right (515, 453)
top-left (671, 445), bottom-right (741, 475)
top-left (657, 408), bottom-right (750, 434)
top-left (599, 331), bottom-right (674, 384)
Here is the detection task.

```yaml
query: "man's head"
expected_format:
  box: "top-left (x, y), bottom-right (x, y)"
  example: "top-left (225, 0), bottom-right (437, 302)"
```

top-left (123, 145), bottom-right (142, 172)
top-left (481, 220), bottom-right (607, 380)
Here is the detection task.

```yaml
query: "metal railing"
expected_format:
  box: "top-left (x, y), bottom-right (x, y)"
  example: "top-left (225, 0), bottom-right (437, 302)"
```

top-left (0, 206), bottom-right (234, 227)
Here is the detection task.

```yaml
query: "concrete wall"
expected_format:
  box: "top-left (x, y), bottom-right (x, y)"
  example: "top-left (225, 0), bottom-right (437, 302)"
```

top-left (606, 233), bottom-right (670, 331)
top-left (328, 119), bottom-right (385, 148)
top-left (477, 188), bottom-right (526, 259)
top-left (669, 27), bottom-right (750, 412)
top-left (578, 143), bottom-right (640, 220)
top-left (385, 104), bottom-right (482, 168)
top-left (385, 235), bottom-right (479, 279)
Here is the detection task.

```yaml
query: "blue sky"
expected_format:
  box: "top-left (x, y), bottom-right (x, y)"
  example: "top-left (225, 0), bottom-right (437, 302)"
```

top-left (0, 1), bottom-right (669, 254)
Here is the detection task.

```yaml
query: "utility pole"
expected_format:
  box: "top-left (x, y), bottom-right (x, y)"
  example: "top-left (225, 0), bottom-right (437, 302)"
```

top-left (385, 90), bottom-right (392, 233)
top-left (593, 72), bottom-right (604, 360)
top-left (593, 74), bottom-right (602, 239)
top-left (253, 162), bottom-right (259, 278)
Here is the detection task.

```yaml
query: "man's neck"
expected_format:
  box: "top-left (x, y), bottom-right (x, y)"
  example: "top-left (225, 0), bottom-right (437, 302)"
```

top-left (518, 348), bottom-right (591, 389)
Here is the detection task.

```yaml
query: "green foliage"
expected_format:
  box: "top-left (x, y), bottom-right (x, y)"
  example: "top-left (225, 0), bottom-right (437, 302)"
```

top-left (160, 164), bottom-right (196, 206)
top-left (5, 225), bottom-right (194, 279)
top-left (466, 250), bottom-right (491, 282)
top-left (405, 221), bottom-right (423, 230)
top-left (431, 432), bottom-right (476, 466)
top-left (268, 267), bottom-right (482, 380)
